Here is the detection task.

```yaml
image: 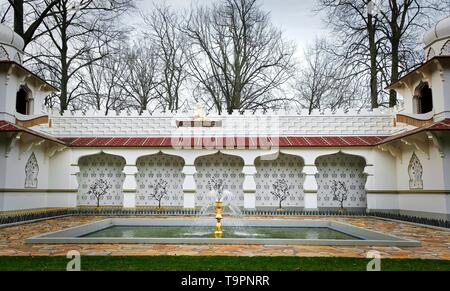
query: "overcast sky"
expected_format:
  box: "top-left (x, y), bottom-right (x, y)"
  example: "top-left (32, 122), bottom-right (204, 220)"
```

top-left (133, 0), bottom-right (328, 57)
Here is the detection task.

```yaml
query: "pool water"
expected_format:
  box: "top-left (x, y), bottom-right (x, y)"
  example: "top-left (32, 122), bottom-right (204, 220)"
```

top-left (82, 226), bottom-right (360, 240)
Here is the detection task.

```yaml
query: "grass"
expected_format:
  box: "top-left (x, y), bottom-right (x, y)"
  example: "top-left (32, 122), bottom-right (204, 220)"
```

top-left (0, 256), bottom-right (448, 271)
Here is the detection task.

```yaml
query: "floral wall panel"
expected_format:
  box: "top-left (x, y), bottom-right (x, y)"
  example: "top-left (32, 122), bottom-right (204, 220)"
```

top-left (135, 154), bottom-right (185, 207)
top-left (255, 154), bottom-right (305, 208)
top-left (24, 152), bottom-right (39, 188)
top-left (316, 153), bottom-right (367, 209)
top-left (194, 154), bottom-right (245, 207)
top-left (408, 152), bottom-right (423, 190)
top-left (77, 154), bottom-right (126, 207)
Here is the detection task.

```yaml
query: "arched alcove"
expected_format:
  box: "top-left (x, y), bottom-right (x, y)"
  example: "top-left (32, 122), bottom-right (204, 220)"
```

top-left (254, 153), bottom-right (305, 209)
top-left (414, 82), bottom-right (433, 114)
top-left (194, 152), bottom-right (245, 207)
top-left (135, 153), bottom-right (185, 207)
top-left (315, 152), bottom-right (367, 209)
top-left (77, 153), bottom-right (126, 207)
top-left (15, 85), bottom-right (32, 115)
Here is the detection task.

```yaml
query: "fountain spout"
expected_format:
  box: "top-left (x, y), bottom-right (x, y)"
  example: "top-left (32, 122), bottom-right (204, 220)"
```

top-left (214, 201), bottom-right (223, 238)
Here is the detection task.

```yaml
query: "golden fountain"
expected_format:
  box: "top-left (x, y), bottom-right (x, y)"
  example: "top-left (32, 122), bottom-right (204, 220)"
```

top-left (214, 200), bottom-right (223, 238)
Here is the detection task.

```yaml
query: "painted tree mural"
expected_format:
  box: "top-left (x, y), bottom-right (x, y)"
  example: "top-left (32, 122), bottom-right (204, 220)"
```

top-left (151, 179), bottom-right (169, 209)
top-left (207, 178), bottom-right (225, 202)
top-left (87, 179), bottom-right (111, 207)
top-left (270, 179), bottom-right (290, 209)
top-left (331, 180), bottom-right (348, 209)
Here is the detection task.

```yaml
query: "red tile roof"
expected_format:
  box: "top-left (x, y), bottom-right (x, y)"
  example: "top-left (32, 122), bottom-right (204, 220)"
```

top-left (377, 118), bottom-right (450, 145)
top-left (60, 136), bottom-right (389, 148)
top-left (0, 120), bottom-right (65, 145)
top-left (1, 118), bottom-right (449, 148)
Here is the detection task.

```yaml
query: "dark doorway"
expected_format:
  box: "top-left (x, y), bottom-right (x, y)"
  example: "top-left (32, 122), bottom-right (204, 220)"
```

top-left (15, 86), bottom-right (29, 115)
top-left (415, 82), bottom-right (433, 114)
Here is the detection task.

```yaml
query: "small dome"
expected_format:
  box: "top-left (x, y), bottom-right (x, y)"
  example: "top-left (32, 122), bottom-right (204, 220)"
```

top-left (423, 16), bottom-right (450, 47)
top-left (0, 23), bottom-right (24, 51)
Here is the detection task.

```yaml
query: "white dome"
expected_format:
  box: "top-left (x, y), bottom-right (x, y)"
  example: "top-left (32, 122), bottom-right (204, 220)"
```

top-left (0, 23), bottom-right (24, 51)
top-left (423, 16), bottom-right (450, 47)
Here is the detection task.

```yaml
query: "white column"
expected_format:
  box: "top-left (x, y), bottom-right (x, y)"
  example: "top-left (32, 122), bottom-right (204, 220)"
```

top-left (182, 165), bottom-right (197, 209)
top-left (69, 165), bottom-right (80, 190)
top-left (364, 165), bottom-right (375, 191)
top-left (242, 165), bottom-right (257, 209)
top-left (303, 165), bottom-right (318, 210)
top-left (364, 164), bottom-right (375, 212)
top-left (123, 165), bottom-right (138, 208)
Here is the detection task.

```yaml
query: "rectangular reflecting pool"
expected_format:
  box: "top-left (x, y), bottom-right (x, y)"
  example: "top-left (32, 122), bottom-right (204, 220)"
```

top-left (82, 226), bottom-right (360, 240)
top-left (26, 218), bottom-right (421, 246)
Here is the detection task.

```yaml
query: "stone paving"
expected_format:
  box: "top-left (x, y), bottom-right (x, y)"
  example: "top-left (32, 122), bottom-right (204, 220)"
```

top-left (0, 216), bottom-right (449, 260)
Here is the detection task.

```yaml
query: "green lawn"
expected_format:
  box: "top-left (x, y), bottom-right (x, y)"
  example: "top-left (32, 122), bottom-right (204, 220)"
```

top-left (0, 256), bottom-right (448, 271)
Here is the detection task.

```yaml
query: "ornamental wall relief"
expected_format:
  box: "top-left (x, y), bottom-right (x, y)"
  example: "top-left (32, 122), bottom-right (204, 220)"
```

top-left (24, 152), bottom-right (39, 188)
top-left (408, 152), bottom-right (423, 190)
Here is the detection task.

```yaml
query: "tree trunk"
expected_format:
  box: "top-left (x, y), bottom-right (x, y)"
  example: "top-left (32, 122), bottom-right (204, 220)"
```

top-left (13, 0), bottom-right (24, 36)
top-left (97, 197), bottom-right (100, 208)
top-left (368, 13), bottom-right (379, 109)
top-left (389, 38), bottom-right (399, 107)
top-left (59, 11), bottom-right (69, 115)
top-left (59, 51), bottom-right (69, 114)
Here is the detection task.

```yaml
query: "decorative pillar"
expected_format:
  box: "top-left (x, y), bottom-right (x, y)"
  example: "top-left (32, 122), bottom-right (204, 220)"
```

top-left (182, 165), bottom-right (197, 209)
top-left (123, 165), bottom-right (138, 208)
top-left (303, 165), bottom-right (318, 210)
top-left (242, 165), bottom-right (257, 209)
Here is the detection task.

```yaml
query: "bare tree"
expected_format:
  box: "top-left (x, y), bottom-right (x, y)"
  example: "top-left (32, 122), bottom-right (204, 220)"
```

top-left (318, 0), bottom-right (450, 109)
top-left (142, 4), bottom-right (190, 112)
top-left (119, 42), bottom-right (161, 114)
top-left (377, 0), bottom-right (450, 107)
top-left (293, 38), bottom-right (369, 113)
top-left (150, 179), bottom-right (168, 209)
top-left (318, 0), bottom-right (381, 109)
top-left (28, 0), bottom-right (133, 114)
top-left (270, 179), bottom-right (290, 210)
top-left (2, 0), bottom-right (60, 48)
top-left (79, 49), bottom-right (130, 115)
top-left (88, 178), bottom-right (111, 207)
top-left (184, 0), bottom-right (295, 114)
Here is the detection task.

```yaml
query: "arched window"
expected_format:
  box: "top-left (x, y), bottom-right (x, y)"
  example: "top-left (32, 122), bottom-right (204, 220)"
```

top-left (408, 152), bottom-right (423, 190)
top-left (15, 85), bottom-right (32, 115)
top-left (414, 82), bottom-right (433, 114)
top-left (25, 152), bottom-right (39, 188)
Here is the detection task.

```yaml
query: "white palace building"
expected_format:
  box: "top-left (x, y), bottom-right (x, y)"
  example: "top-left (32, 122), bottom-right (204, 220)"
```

top-left (0, 17), bottom-right (449, 221)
